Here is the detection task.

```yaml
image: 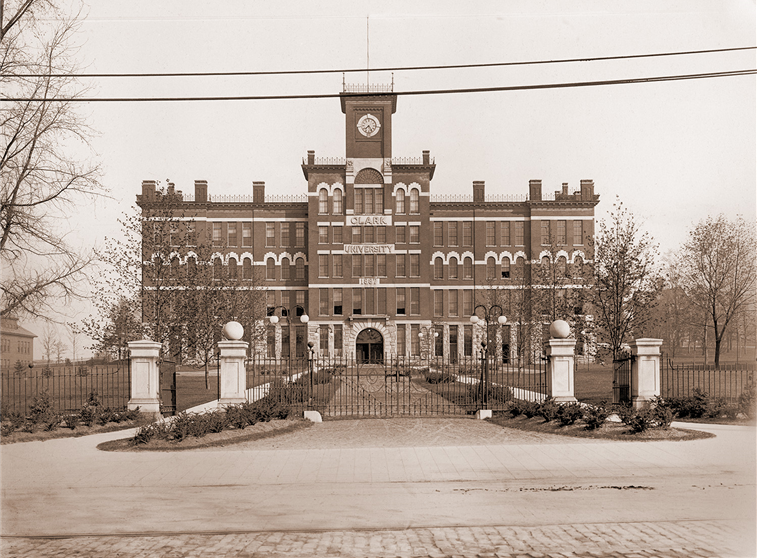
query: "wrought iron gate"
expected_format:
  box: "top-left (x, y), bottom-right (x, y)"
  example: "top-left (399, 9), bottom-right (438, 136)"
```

top-left (612, 357), bottom-right (633, 404)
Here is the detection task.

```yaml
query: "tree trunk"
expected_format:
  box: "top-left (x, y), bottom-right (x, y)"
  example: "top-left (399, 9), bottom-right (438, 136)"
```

top-left (204, 356), bottom-right (210, 390)
top-left (714, 334), bottom-right (721, 369)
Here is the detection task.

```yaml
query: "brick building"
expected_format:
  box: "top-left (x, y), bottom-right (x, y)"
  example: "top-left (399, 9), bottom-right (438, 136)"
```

top-left (1, 316), bottom-right (36, 371)
top-left (137, 85), bottom-right (599, 363)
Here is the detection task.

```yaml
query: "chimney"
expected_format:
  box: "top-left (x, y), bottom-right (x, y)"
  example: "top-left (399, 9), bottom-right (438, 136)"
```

top-left (562, 183), bottom-right (569, 195)
top-left (307, 150), bottom-right (315, 165)
top-left (167, 182), bottom-right (175, 196)
top-left (473, 181), bottom-right (485, 203)
top-left (194, 180), bottom-right (208, 202)
top-left (422, 150), bottom-right (430, 165)
top-left (529, 179), bottom-right (542, 201)
top-left (141, 180), bottom-right (156, 200)
top-left (253, 181), bottom-right (265, 203)
top-left (580, 179), bottom-right (594, 201)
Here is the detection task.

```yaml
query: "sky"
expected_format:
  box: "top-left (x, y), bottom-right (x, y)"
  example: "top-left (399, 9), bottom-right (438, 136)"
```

top-left (21, 0), bottom-right (757, 358)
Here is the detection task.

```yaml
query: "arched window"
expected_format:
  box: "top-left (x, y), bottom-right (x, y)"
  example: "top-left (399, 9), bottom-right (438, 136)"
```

top-left (281, 257), bottom-right (290, 279)
top-left (228, 257), bottom-right (238, 279)
top-left (266, 259), bottom-right (275, 280)
top-left (295, 258), bottom-right (305, 280)
top-left (486, 257), bottom-right (496, 280)
top-left (556, 256), bottom-right (568, 277)
top-left (395, 189), bottom-right (405, 214)
top-left (170, 256), bottom-right (181, 282)
top-left (449, 257), bottom-right (458, 279)
top-left (409, 188), bottom-right (419, 214)
top-left (243, 259), bottom-right (252, 280)
top-left (463, 257), bottom-right (473, 279)
top-left (318, 189), bottom-right (328, 214)
top-left (501, 258), bottom-right (510, 279)
top-left (213, 258), bottom-right (223, 281)
top-left (574, 257), bottom-right (583, 278)
top-left (434, 257), bottom-right (444, 280)
top-left (332, 189), bottom-right (342, 214)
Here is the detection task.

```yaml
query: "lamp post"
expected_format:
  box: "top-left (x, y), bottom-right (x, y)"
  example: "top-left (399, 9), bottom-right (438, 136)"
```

top-left (417, 327), bottom-right (439, 361)
top-left (268, 305), bottom-right (309, 361)
top-left (307, 340), bottom-right (315, 406)
top-left (470, 305), bottom-right (507, 408)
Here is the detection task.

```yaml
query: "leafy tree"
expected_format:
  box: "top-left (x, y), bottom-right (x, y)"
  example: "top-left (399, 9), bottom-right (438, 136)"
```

top-left (677, 215), bottom-right (756, 367)
top-left (589, 198), bottom-right (664, 360)
top-left (1, 0), bottom-right (104, 319)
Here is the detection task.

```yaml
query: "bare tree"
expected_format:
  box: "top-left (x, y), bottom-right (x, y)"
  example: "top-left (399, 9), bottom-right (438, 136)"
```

top-left (67, 324), bottom-right (79, 362)
top-left (54, 337), bottom-right (65, 363)
top-left (1, 0), bottom-right (104, 319)
top-left (40, 322), bottom-right (56, 364)
top-left (677, 215), bottom-right (756, 367)
top-left (589, 198), bottom-right (664, 360)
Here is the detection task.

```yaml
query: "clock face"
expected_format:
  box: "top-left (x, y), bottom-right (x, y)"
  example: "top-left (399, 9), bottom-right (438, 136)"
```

top-left (357, 114), bottom-right (381, 137)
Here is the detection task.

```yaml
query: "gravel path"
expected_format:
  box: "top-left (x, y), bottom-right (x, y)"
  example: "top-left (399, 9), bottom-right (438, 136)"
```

top-left (210, 416), bottom-right (605, 451)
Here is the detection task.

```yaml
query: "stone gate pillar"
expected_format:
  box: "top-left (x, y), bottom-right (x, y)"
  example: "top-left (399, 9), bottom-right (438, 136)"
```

top-left (630, 338), bottom-right (663, 409)
top-left (546, 320), bottom-right (577, 402)
top-left (127, 340), bottom-right (162, 416)
top-left (218, 322), bottom-right (249, 406)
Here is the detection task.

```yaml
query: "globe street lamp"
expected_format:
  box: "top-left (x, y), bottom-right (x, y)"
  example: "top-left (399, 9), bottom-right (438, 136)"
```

top-left (268, 305), bottom-right (309, 363)
top-left (470, 305), bottom-right (507, 407)
top-left (307, 340), bottom-right (316, 406)
top-left (417, 328), bottom-right (439, 361)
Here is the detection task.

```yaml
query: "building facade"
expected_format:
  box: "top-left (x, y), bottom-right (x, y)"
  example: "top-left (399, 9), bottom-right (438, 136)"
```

top-left (137, 87), bottom-right (599, 362)
top-left (1, 316), bottom-right (36, 371)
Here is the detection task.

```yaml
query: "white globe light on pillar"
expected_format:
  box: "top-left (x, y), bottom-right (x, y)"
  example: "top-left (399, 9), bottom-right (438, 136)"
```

top-left (300, 314), bottom-right (309, 324)
top-left (497, 315), bottom-right (508, 325)
top-left (469, 314), bottom-right (480, 324)
top-left (269, 315), bottom-right (279, 324)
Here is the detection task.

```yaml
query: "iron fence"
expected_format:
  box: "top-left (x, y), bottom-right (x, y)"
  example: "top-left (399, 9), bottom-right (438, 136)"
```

top-left (612, 357), bottom-right (633, 404)
top-left (243, 353), bottom-right (548, 417)
top-left (0, 362), bottom-right (131, 416)
top-left (661, 356), bottom-right (755, 403)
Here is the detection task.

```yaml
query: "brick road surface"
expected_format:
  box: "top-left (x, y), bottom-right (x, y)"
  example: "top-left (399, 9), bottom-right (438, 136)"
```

top-left (1, 520), bottom-right (752, 557)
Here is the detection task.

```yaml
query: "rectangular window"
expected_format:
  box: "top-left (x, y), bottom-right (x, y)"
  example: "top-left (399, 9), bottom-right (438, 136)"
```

top-left (267, 326), bottom-right (275, 357)
top-left (334, 324), bottom-right (343, 355)
top-left (365, 189), bottom-right (373, 215)
top-left (541, 221), bottom-right (550, 245)
top-left (463, 222), bottom-right (472, 246)
top-left (242, 223), bottom-right (252, 247)
top-left (266, 291), bottom-right (275, 316)
top-left (396, 288), bottom-right (406, 315)
top-left (501, 221), bottom-right (510, 245)
top-left (333, 254), bottom-right (343, 278)
top-left (352, 226), bottom-right (362, 244)
top-left (410, 287), bottom-right (420, 315)
top-left (281, 258), bottom-right (290, 279)
top-left (434, 290), bottom-right (443, 317)
top-left (333, 225), bottom-right (343, 244)
top-left (557, 220), bottom-right (567, 245)
top-left (296, 290), bottom-right (305, 309)
top-left (411, 325), bottom-right (420, 356)
top-left (320, 325), bottom-right (329, 353)
top-left (464, 325), bottom-right (472, 357)
top-left (352, 254), bottom-right (362, 277)
top-left (377, 226), bottom-right (386, 243)
top-left (281, 223), bottom-right (290, 246)
top-left (319, 289), bottom-right (328, 315)
top-left (515, 221), bottom-right (524, 245)
top-left (573, 221), bottom-right (583, 245)
top-left (396, 254), bottom-right (406, 277)
top-left (375, 189), bottom-right (384, 214)
top-left (169, 223), bottom-right (179, 247)
top-left (353, 288), bottom-right (362, 315)
top-left (364, 226), bottom-right (374, 244)
top-left (333, 288), bottom-right (343, 315)
top-left (319, 254), bottom-right (328, 277)
top-left (213, 223), bottom-right (223, 246)
top-left (396, 225), bottom-right (406, 244)
top-left (354, 189), bottom-right (363, 214)
top-left (319, 226), bottom-right (328, 244)
top-left (449, 222), bottom-right (458, 246)
top-left (228, 223), bottom-right (237, 246)
top-left (434, 223), bottom-right (443, 246)
top-left (266, 223), bottom-right (275, 247)
top-left (365, 288), bottom-right (375, 315)
top-left (281, 325), bottom-right (290, 358)
top-left (296, 223), bottom-right (305, 247)
top-left (365, 254), bottom-right (375, 276)
top-left (377, 288), bottom-right (386, 314)
top-left (409, 226), bottom-right (420, 244)
top-left (377, 254), bottom-right (386, 277)
top-left (463, 290), bottom-right (473, 316)
top-left (449, 290), bottom-right (458, 316)
top-left (397, 324), bottom-right (406, 356)
top-left (296, 325), bottom-right (306, 357)
top-left (410, 254), bottom-right (420, 277)
top-left (486, 222), bottom-right (495, 246)
top-left (187, 223), bottom-right (196, 246)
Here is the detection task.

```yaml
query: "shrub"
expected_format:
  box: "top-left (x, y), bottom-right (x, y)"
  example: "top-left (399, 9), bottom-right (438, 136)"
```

top-left (29, 391), bottom-right (53, 424)
top-left (65, 414), bottom-right (80, 430)
top-left (172, 412), bottom-right (208, 441)
top-left (617, 400), bottom-right (674, 433)
top-left (507, 400), bottom-right (523, 417)
top-left (738, 382), bottom-right (755, 418)
top-left (43, 413), bottom-right (62, 431)
top-left (1, 422), bottom-right (16, 437)
top-left (41, 366), bottom-right (53, 378)
top-left (79, 405), bottom-right (99, 427)
top-left (522, 400), bottom-right (540, 418)
top-left (557, 403), bottom-right (584, 426)
top-left (97, 408), bottom-right (119, 426)
top-left (425, 371), bottom-right (456, 384)
top-left (206, 410), bottom-right (229, 433)
top-left (537, 397), bottom-right (559, 422)
top-left (225, 405), bottom-right (249, 430)
top-left (583, 403), bottom-right (611, 430)
top-left (5, 411), bottom-right (26, 431)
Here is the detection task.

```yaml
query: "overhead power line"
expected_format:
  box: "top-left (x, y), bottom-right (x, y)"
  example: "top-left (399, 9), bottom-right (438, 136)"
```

top-left (3, 68), bottom-right (755, 103)
top-left (13, 46), bottom-right (757, 79)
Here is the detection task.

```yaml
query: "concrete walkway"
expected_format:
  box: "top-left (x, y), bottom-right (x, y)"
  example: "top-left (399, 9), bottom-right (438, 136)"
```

top-left (1, 418), bottom-right (755, 557)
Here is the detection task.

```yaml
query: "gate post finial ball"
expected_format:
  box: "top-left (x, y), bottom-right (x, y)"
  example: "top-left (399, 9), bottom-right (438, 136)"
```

top-left (549, 320), bottom-right (570, 339)
top-left (222, 321), bottom-right (244, 341)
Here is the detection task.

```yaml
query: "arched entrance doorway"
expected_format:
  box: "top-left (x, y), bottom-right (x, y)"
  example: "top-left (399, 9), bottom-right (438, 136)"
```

top-left (356, 328), bottom-right (383, 364)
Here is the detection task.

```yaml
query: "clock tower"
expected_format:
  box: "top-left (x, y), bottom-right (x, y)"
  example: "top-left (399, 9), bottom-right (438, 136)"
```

top-left (340, 90), bottom-right (396, 159)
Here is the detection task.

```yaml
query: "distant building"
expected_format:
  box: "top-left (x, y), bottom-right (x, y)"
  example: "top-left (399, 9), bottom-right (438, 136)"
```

top-left (1, 316), bottom-right (36, 371)
top-left (137, 85), bottom-right (599, 362)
